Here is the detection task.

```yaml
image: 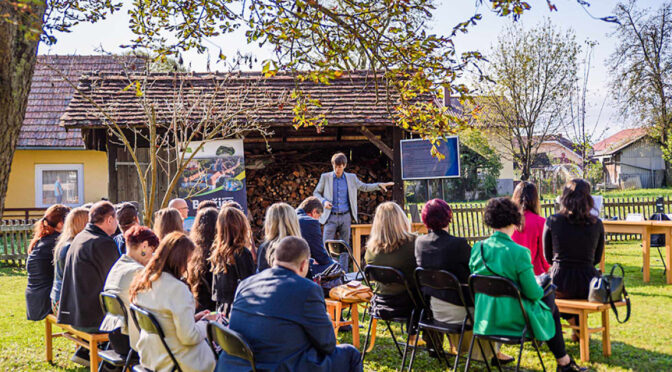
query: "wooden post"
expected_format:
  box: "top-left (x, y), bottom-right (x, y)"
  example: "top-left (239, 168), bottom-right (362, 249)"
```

top-left (107, 144), bottom-right (118, 203)
top-left (392, 127), bottom-right (404, 207)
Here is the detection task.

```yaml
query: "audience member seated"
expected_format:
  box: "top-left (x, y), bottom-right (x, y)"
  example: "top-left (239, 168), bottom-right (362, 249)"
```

top-left (58, 201), bottom-right (120, 367)
top-left (26, 204), bottom-right (70, 321)
top-left (415, 199), bottom-right (509, 364)
top-left (208, 207), bottom-right (255, 316)
top-left (50, 207), bottom-right (88, 315)
top-left (130, 232), bottom-right (216, 372)
top-left (471, 197), bottom-right (585, 372)
top-left (364, 202), bottom-right (421, 345)
top-left (544, 179), bottom-right (605, 340)
top-left (188, 207), bottom-right (219, 312)
top-left (153, 208), bottom-right (184, 240)
top-left (113, 202), bottom-right (140, 256)
top-left (100, 226), bottom-right (159, 356)
top-left (296, 196), bottom-right (336, 274)
top-left (197, 200), bottom-right (219, 212)
top-left (256, 202), bottom-right (302, 272)
top-left (512, 181), bottom-right (550, 275)
top-left (216, 236), bottom-right (362, 372)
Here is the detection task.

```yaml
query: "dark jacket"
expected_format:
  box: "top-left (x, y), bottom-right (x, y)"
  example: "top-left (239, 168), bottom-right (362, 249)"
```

top-left (212, 248), bottom-right (255, 316)
top-left (26, 233), bottom-right (59, 321)
top-left (415, 229), bottom-right (473, 307)
top-left (256, 241), bottom-right (270, 272)
top-left (216, 267), bottom-right (347, 372)
top-left (297, 208), bottom-right (335, 269)
top-left (58, 223), bottom-right (119, 328)
top-left (195, 261), bottom-right (216, 313)
top-left (543, 214), bottom-right (605, 299)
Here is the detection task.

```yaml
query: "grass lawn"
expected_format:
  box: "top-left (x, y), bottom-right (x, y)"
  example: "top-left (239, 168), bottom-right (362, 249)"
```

top-left (1, 240), bottom-right (671, 371)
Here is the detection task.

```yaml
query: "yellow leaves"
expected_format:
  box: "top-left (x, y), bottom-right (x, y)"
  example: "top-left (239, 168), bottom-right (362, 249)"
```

top-left (122, 81), bottom-right (143, 97)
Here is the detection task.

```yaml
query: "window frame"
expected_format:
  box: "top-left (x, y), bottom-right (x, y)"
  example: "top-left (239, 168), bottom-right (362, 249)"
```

top-left (34, 164), bottom-right (85, 208)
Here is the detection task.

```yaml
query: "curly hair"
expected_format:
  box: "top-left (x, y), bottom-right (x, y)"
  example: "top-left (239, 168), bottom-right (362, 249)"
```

top-left (209, 207), bottom-right (252, 275)
top-left (483, 197), bottom-right (521, 229)
top-left (187, 207), bottom-right (219, 297)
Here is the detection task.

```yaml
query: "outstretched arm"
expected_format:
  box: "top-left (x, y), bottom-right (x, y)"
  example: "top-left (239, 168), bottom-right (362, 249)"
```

top-left (355, 176), bottom-right (393, 192)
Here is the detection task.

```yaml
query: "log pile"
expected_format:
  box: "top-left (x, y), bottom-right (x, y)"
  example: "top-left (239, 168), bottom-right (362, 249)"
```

top-left (246, 153), bottom-right (393, 242)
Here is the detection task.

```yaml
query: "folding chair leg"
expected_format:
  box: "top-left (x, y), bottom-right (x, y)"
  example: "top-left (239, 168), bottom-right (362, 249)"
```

top-left (361, 316), bottom-right (374, 362)
top-left (475, 339), bottom-right (492, 372)
top-left (123, 349), bottom-right (136, 372)
top-left (486, 340), bottom-right (502, 372)
top-left (657, 246), bottom-right (668, 275)
top-left (385, 320), bottom-right (404, 357)
top-left (516, 340), bottom-right (525, 372)
top-left (400, 327), bottom-right (412, 371)
top-left (453, 329), bottom-right (465, 372)
top-left (463, 334), bottom-right (476, 372)
top-left (406, 328), bottom-right (421, 372)
top-left (533, 340), bottom-right (546, 372)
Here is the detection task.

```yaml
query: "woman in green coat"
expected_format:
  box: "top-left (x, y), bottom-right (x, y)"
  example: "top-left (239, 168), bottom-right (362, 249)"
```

top-left (469, 197), bottom-right (585, 372)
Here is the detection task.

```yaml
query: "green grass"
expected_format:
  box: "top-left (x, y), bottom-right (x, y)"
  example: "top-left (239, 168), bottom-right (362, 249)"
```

top-left (1, 241), bottom-right (671, 371)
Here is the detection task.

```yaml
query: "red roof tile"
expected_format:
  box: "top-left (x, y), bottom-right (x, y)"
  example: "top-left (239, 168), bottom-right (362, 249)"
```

top-left (593, 128), bottom-right (649, 155)
top-left (20, 55), bottom-right (144, 148)
top-left (60, 71), bottom-right (431, 129)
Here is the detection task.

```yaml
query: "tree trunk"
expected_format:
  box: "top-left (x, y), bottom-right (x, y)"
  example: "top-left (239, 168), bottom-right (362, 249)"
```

top-left (0, 2), bottom-right (47, 218)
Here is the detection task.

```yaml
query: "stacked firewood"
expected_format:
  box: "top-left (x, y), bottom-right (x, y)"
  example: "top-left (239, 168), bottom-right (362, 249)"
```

top-left (245, 155), bottom-right (393, 242)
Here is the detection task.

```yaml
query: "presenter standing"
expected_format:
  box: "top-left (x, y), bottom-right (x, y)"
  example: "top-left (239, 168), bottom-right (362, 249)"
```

top-left (313, 153), bottom-right (394, 246)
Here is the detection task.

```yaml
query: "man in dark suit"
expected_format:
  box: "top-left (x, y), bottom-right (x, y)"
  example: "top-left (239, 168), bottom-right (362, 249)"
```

top-left (216, 236), bottom-right (362, 372)
top-left (296, 196), bottom-right (336, 275)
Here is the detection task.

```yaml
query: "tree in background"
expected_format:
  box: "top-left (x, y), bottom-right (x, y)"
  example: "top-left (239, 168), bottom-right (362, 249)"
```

top-left (566, 40), bottom-right (607, 178)
top-left (475, 19), bottom-right (580, 180)
top-left (609, 1), bottom-right (672, 183)
top-left (0, 0), bottom-right (614, 217)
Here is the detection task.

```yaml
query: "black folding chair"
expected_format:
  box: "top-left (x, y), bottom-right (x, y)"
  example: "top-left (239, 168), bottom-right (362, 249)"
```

top-left (408, 268), bottom-right (491, 372)
top-left (98, 292), bottom-right (137, 372)
top-left (466, 275), bottom-right (546, 372)
top-left (324, 240), bottom-right (367, 285)
top-left (129, 303), bottom-right (183, 372)
top-left (207, 321), bottom-right (257, 372)
top-left (361, 265), bottom-right (419, 371)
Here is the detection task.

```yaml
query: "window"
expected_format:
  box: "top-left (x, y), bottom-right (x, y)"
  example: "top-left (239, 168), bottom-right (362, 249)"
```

top-left (35, 164), bottom-right (84, 208)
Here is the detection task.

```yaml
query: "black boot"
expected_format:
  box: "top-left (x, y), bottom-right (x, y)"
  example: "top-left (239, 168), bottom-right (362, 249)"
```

top-left (557, 358), bottom-right (587, 372)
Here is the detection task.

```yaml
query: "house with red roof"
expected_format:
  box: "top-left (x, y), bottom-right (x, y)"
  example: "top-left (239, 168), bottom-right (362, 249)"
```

top-left (593, 128), bottom-right (664, 188)
top-left (4, 55), bottom-right (143, 210)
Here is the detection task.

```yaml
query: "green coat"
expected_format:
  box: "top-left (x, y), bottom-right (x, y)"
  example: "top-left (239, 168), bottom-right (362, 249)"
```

top-left (469, 231), bottom-right (555, 341)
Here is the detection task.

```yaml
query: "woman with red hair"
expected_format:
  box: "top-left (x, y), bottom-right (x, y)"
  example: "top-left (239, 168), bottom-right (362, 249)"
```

top-left (415, 199), bottom-right (511, 365)
top-left (25, 204), bottom-right (70, 321)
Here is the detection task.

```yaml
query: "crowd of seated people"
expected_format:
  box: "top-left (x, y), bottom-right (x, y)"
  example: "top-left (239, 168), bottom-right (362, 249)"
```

top-left (24, 177), bottom-right (605, 371)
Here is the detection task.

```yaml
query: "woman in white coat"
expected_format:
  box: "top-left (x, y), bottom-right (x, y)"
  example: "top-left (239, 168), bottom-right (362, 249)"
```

top-left (130, 232), bottom-right (216, 372)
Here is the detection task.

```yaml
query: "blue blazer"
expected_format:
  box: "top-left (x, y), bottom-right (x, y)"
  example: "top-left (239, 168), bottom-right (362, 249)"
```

top-left (216, 267), bottom-right (339, 372)
top-left (296, 208), bottom-right (334, 268)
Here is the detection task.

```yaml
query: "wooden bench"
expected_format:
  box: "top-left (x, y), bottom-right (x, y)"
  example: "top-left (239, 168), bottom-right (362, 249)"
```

top-left (555, 299), bottom-right (627, 362)
top-left (45, 314), bottom-right (109, 372)
top-left (325, 299), bottom-right (363, 348)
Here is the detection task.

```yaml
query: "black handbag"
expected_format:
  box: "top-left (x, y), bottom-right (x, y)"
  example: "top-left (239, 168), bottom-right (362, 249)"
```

top-left (588, 264), bottom-right (631, 323)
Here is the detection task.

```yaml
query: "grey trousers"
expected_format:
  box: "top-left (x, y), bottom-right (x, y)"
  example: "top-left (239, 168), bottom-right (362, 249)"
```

top-left (323, 212), bottom-right (352, 247)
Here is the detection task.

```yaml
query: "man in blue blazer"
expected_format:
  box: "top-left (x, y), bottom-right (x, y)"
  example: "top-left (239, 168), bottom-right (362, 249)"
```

top-left (314, 152), bottom-right (393, 246)
top-left (296, 197), bottom-right (336, 275)
top-left (216, 236), bottom-right (362, 372)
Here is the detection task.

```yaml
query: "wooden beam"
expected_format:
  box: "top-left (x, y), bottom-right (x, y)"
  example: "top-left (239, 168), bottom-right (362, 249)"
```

top-left (392, 127), bottom-right (404, 206)
top-left (360, 126), bottom-right (393, 160)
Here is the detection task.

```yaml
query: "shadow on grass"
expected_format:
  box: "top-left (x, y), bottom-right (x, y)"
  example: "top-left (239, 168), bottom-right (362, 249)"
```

top-left (0, 265), bottom-right (25, 276)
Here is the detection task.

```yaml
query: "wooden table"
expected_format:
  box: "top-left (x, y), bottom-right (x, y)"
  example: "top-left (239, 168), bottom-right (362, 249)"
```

top-left (351, 223), bottom-right (428, 267)
top-left (602, 220), bottom-right (672, 284)
top-left (325, 299), bottom-right (362, 348)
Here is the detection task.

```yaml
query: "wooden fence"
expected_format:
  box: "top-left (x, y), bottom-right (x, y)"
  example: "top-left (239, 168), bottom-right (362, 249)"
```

top-left (2, 208), bottom-right (46, 223)
top-left (412, 196), bottom-right (672, 244)
top-left (0, 219), bottom-right (36, 265)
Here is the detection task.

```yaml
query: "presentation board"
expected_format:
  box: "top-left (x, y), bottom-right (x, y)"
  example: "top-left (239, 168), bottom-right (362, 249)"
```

top-left (400, 137), bottom-right (460, 180)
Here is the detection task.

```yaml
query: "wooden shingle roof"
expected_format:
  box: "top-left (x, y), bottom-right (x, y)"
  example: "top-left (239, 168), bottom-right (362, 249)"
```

top-left (21, 55), bottom-right (144, 148)
top-left (60, 72), bottom-right (425, 129)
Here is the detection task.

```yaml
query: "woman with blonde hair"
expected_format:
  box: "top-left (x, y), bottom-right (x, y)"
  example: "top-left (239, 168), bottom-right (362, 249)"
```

top-left (50, 207), bottom-right (89, 314)
top-left (26, 204), bottom-right (70, 320)
top-left (130, 232), bottom-right (216, 372)
top-left (208, 207), bottom-right (256, 316)
top-left (256, 202), bottom-right (301, 271)
top-left (153, 207), bottom-right (184, 240)
top-left (364, 202), bottom-right (421, 343)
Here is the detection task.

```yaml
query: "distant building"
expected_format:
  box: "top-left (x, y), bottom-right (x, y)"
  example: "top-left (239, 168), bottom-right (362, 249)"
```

top-left (5, 55), bottom-right (143, 209)
top-left (593, 128), bottom-right (664, 189)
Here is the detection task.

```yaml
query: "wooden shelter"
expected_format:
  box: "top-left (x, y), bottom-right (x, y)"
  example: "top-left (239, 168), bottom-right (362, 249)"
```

top-left (60, 71), bottom-right (435, 229)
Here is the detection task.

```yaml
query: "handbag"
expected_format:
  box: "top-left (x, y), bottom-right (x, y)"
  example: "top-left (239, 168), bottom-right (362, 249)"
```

top-left (329, 281), bottom-right (373, 303)
top-left (314, 262), bottom-right (345, 290)
top-left (588, 263), bottom-right (631, 323)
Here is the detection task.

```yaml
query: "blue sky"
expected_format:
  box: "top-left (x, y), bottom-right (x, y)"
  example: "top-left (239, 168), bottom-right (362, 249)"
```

top-left (39, 0), bottom-right (661, 139)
